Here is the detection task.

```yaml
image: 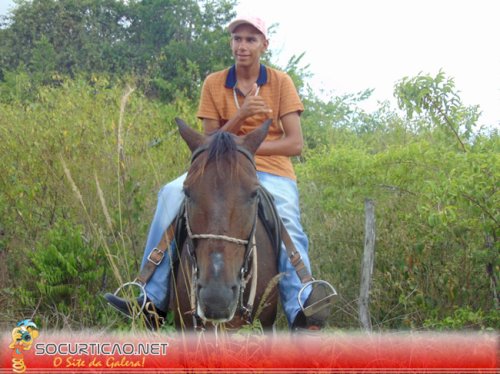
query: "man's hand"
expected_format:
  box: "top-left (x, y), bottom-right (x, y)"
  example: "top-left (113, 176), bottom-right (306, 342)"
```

top-left (202, 83), bottom-right (273, 135)
top-left (238, 83), bottom-right (272, 120)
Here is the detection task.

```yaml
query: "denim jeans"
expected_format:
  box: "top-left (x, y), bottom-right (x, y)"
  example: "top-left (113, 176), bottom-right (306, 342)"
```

top-left (140, 171), bottom-right (312, 327)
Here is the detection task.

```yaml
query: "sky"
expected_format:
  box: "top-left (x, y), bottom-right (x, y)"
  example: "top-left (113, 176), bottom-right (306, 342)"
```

top-left (1, 0), bottom-right (499, 127)
top-left (235, 0), bottom-right (500, 128)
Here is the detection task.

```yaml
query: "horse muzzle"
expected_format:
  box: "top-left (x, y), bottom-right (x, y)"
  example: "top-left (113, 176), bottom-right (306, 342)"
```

top-left (197, 282), bottom-right (239, 322)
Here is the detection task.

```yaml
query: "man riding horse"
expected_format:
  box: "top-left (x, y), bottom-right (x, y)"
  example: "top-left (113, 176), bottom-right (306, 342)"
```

top-left (105, 15), bottom-right (335, 331)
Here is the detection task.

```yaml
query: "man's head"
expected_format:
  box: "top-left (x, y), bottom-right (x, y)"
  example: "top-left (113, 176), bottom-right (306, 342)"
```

top-left (228, 16), bottom-right (269, 67)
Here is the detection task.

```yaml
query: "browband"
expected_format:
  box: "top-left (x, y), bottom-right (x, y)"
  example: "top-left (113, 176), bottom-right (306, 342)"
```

top-left (190, 143), bottom-right (256, 169)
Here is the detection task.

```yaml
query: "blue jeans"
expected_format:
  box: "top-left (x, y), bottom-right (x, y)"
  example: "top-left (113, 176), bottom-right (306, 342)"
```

top-left (140, 171), bottom-right (312, 327)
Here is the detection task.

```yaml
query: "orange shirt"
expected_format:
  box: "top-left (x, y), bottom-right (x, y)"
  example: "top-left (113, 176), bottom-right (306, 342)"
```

top-left (197, 64), bottom-right (304, 180)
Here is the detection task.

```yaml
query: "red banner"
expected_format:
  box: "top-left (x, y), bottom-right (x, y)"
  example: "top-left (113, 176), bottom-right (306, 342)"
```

top-left (2, 331), bottom-right (497, 373)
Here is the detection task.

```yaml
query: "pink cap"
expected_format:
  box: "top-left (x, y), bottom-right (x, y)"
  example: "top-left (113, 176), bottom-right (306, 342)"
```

top-left (228, 16), bottom-right (268, 39)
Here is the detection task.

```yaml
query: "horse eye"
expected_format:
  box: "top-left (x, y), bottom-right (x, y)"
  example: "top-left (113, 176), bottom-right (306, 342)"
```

top-left (250, 189), bottom-right (259, 199)
top-left (183, 188), bottom-right (191, 198)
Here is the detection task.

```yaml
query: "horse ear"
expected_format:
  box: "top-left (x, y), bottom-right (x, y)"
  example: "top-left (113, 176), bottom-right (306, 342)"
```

top-left (176, 117), bottom-right (205, 152)
top-left (241, 119), bottom-right (272, 154)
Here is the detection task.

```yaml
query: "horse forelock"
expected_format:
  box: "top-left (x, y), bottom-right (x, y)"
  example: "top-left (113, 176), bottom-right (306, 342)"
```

top-left (188, 131), bottom-right (241, 182)
top-left (207, 131), bottom-right (239, 168)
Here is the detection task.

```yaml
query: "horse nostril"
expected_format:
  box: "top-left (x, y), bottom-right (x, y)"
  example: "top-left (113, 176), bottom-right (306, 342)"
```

top-left (231, 285), bottom-right (238, 295)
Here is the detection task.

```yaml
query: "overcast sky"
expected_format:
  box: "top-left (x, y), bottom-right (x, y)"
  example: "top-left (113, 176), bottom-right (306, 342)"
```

top-left (236, 0), bottom-right (500, 128)
top-left (1, 0), bottom-right (499, 127)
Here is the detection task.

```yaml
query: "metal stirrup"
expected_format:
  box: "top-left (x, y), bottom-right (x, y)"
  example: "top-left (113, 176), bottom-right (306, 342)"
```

top-left (112, 281), bottom-right (148, 319)
top-left (298, 280), bottom-right (337, 317)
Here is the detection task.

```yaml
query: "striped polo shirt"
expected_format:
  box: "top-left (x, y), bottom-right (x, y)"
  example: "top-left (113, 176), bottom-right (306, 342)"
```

top-left (197, 64), bottom-right (304, 180)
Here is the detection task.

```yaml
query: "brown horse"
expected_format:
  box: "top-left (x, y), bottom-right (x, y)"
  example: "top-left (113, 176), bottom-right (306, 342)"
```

top-left (171, 118), bottom-right (279, 331)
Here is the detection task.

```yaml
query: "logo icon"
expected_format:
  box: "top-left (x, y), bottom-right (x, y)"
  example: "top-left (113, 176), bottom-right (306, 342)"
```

top-left (9, 319), bottom-right (39, 373)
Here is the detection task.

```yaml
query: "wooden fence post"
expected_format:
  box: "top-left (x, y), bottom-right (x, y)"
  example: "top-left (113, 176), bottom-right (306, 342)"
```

top-left (359, 198), bottom-right (376, 331)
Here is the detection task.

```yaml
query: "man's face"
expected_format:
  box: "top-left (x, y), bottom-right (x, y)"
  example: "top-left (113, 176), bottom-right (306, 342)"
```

top-left (230, 24), bottom-right (268, 67)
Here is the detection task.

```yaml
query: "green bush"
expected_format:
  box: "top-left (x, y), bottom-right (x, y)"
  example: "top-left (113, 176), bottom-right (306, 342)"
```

top-left (15, 221), bottom-right (106, 327)
top-left (297, 74), bottom-right (499, 330)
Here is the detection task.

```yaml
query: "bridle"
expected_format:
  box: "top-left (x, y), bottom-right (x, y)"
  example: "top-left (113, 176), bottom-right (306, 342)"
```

top-left (183, 143), bottom-right (260, 329)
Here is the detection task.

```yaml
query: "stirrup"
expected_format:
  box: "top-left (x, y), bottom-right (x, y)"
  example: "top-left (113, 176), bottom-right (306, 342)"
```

top-left (298, 280), bottom-right (337, 317)
top-left (112, 281), bottom-right (147, 319)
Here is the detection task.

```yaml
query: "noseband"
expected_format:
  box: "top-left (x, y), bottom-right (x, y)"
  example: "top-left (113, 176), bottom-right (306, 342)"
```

top-left (184, 210), bottom-right (250, 246)
top-left (184, 143), bottom-right (259, 328)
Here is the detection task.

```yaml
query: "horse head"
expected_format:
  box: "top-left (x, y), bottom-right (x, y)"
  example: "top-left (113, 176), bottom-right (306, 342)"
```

top-left (176, 117), bottom-right (271, 322)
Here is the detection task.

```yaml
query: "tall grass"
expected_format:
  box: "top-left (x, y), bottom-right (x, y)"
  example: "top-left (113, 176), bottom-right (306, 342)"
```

top-left (0, 78), bottom-right (194, 329)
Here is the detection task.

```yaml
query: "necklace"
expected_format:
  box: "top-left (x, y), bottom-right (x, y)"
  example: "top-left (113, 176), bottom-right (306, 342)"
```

top-left (233, 82), bottom-right (261, 109)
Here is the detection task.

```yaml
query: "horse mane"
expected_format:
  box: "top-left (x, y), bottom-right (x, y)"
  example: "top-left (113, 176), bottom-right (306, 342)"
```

top-left (188, 131), bottom-right (240, 182)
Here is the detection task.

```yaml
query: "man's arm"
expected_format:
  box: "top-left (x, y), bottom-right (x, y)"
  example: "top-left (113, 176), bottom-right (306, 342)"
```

top-left (256, 111), bottom-right (303, 156)
top-left (202, 111), bottom-right (303, 157)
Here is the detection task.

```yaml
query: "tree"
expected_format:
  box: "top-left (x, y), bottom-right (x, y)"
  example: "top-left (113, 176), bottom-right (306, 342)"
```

top-left (136, 0), bottom-right (236, 100)
top-left (0, 0), bottom-right (131, 76)
top-left (394, 70), bottom-right (481, 152)
top-left (0, 0), bottom-right (237, 100)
